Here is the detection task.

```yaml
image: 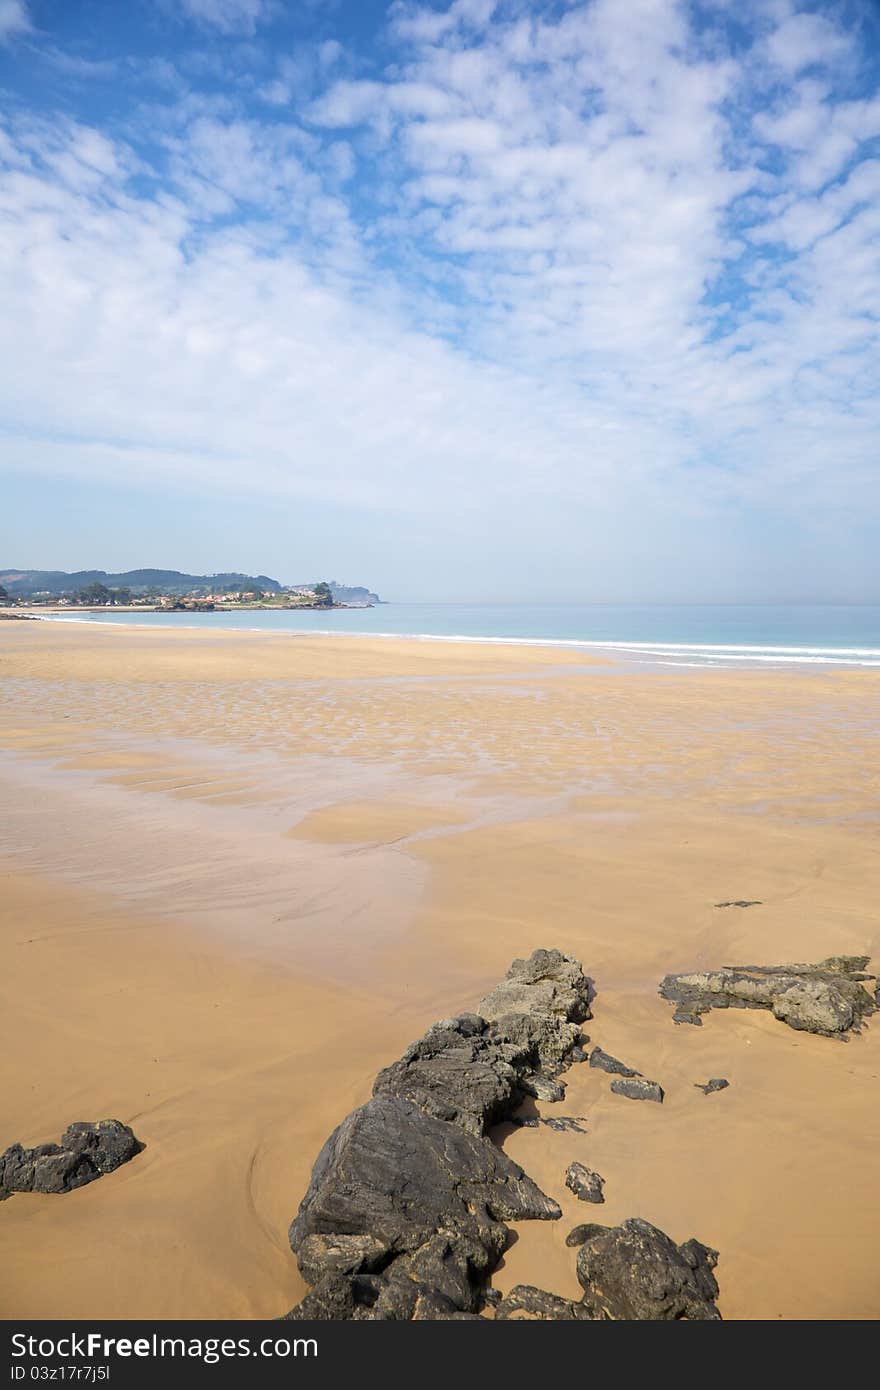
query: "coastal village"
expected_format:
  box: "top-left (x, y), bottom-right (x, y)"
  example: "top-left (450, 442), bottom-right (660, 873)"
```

top-left (0, 573), bottom-right (379, 613)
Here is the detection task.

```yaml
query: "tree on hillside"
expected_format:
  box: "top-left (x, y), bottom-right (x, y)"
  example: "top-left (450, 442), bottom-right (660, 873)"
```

top-left (313, 581), bottom-right (333, 607)
top-left (77, 582), bottom-right (112, 605)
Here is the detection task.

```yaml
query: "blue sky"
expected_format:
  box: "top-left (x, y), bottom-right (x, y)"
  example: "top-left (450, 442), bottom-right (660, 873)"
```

top-left (1, 0), bottom-right (878, 600)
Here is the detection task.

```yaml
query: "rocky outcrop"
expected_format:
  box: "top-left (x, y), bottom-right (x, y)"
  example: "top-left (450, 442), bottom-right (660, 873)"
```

top-left (373, 1013), bottom-right (526, 1136)
top-left (660, 956), bottom-right (875, 1036)
top-left (286, 1093), bottom-right (560, 1320)
top-left (284, 949), bottom-right (724, 1320)
top-left (286, 949), bottom-right (593, 1320)
top-left (570, 1218), bottom-right (720, 1319)
top-left (565, 1162), bottom-right (604, 1203)
top-left (0, 1120), bottom-right (143, 1199)
top-left (610, 1078), bottom-right (664, 1103)
top-left (372, 948), bottom-right (593, 1138)
top-left (495, 1285), bottom-right (592, 1320)
top-left (696, 1078), bottom-right (729, 1095)
top-left (476, 948), bottom-right (595, 1076)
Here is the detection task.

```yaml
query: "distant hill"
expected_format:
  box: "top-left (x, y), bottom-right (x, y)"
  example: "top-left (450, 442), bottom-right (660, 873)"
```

top-left (328, 582), bottom-right (382, 606)
top-left (0, 569), bottom-right (283, 597)
top-left (0, 570), bottom-right (383, 603)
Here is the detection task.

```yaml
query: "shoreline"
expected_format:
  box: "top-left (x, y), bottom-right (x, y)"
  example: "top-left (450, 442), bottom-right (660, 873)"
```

top-left (1, 620), bottom-right (878, 1319)
top-left (17, 608), bottom-right (880, 668)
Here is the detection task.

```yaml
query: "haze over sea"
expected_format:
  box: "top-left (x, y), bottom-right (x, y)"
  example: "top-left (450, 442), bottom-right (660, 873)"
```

top-left (67, 603), bottom-right (880, 668)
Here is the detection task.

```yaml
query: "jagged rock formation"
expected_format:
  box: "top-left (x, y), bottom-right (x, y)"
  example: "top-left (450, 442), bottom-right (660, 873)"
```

top-left (285, 949), bottom-right (593, 1320)
top-left (569, 1218), bottom-right (720, 1319)
top-left (611, 1078), bottom-right (664, 1103)
top-left (660, 956), bottom-right (876, 1036)
top-left (476, 949), bottom-right (595, 1077)
top-left (512, 1115), bottom-right (588, 1133)
top-left (284, 949), bottom-right (724, 1321)
top-left (286, 1094), bottom-right (560, 1320)
top-left (0, 1121), bottom-right (143, 1199)
top-left (696, 1078), bottom-right (730, 1095)
top-left (565, 1162), bottom-right (605, 1203)
top-left (495, 1285), bottom-right (592, 1320)
top-left (589, 1046), bottom-right (640, 1077)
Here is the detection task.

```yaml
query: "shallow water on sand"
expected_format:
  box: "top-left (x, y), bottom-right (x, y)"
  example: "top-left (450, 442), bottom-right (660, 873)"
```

top-left (66, 601), bottom-right (880, 667)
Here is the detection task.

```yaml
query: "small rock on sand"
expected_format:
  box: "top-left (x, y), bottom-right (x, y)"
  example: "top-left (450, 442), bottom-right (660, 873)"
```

top-left (610, 1078), bottom-right (664, 1103)
top-left (565, 1162), bottom-right (605, 1203)
top-left (589, 1046), bottom-right (640, 1077)
top-left (0, 1120), bottom-right (144, 1199)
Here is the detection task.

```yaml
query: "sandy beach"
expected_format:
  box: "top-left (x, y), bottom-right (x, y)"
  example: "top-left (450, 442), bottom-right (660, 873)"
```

top-left (1, 620), bottom-right (878, 1320)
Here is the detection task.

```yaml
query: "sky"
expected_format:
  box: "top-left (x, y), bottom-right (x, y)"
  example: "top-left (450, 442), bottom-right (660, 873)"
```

top-left (0, 0), bottom-right (878, 601)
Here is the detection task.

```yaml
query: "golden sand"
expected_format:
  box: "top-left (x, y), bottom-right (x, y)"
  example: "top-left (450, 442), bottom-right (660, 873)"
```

top-left (0, 620), bottom-right (878, 1319)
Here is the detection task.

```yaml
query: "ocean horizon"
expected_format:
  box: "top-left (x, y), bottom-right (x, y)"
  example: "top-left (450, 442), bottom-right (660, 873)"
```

top-left (55, 602), bottom-right (880, 668)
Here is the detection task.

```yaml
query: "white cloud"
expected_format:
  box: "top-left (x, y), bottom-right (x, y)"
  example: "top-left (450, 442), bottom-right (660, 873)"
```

top-left (390, 0), bottom-right (498, 45)
top-left (0, 0), bottom-right (28, 41)
top-left (762, 10), bottom-right (855, 76)
top-left (177, 0), bottom-right (272, 37)
top-left (0, 1), bottom-right (878, 596)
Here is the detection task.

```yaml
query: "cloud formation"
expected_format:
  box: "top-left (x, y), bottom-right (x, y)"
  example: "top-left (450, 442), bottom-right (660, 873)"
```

top-left (0, 0), bottom-right (878, 596)
top-left (0, 0), bottom-right (28, 41)
top-left (177, 0), bottom-right (273, 35)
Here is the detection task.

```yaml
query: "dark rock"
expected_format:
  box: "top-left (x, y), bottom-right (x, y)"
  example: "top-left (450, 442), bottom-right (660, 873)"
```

top-left (286, 949), bottom-right (596, 1320)
top-left (511, 1114), bottom-right (587, 1134)
top-left (565, 1162), bottom-right (605, 1204)
top-left (281, 1274), bottom-right (356, 1321)
top-left (373, 951), bottom-right (593, 1138)
top-left (287, 1094), bottom-right (559, 1319)
top-left (502, 1217), bottom-right (722, 1320)
top-left (478, 948), bottom-right (594, 1075)
top-left (695, 1078), bottom-right (729, 1095)
top-left (660, 956), bottom-right (875, 1038)
top-left (714, 900), bottom-right (762, 908)
top-left (519, 1073), bottom-right (566, 1102)
top-left (567, 1222), bottom-right (607, 1248)
top-left (576, 1218), bottom-right (721, 1320)
top-left (610, 1078), bottom-right (663, 1103)
top-left (295, 1233), bottom-right (388, 1287)
top-left (478, 948), bottom-right (594, 1031)
top-left (495, 1285), bottom-right (592, 1320)
top-left (589, 1046), bottom-right (640, 1077)
top-left (569, 1044), bottom-right (589, 1063)
top-left (290, 1092), bottom-right (559, 1247)
top-left (671, 1003), bottom-right (706, 1026)
top-left (373, 1014), bottom-right (521, 1136)
top-left (0, 1121), bottom-right (143, 1200)
top-left (543, 1115), bottom-right (588, 1134)
top-left (285, 950), bottom-right (725, 1320)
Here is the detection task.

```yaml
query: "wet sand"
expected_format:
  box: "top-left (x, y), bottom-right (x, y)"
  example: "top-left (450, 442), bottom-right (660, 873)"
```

top-left (0, 621), bottom-right (878, 1319)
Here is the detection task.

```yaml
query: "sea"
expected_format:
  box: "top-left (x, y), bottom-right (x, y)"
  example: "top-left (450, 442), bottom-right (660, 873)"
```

top-left (54, 603), bottom-right (880, 668)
